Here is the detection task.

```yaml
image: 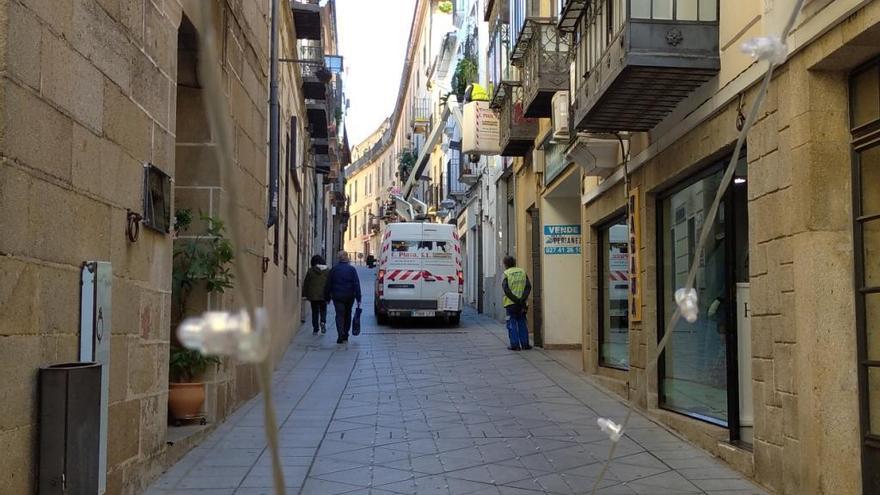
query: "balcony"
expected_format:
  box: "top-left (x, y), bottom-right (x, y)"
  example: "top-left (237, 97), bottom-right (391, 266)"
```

top-left (433, 33), bottom-right (458, 80)
top-left (297, 43), bottom-right (328, 100)
top-left (314, 155), bottom-right (331, 175)
top-left (499, 84), bottom-right (539, 157)
top-left (411, 98), bottom-right (432, 134)
top-left (458, 153), bottom-right (479, 186)
top-left (518, 20), bottom-right (571, 118)
top-left (572, 0), bottom-right (720, 132)
top-left (291, 0), bottom-right (322, 40)
top-left (489, 22), bottom-right (516, 110)
top-left (557, 0), bottom-right (588, 33)
top-left (307, 101), bottom-right (328, 139)
top-left (312, 138), bottom-right (329, 156)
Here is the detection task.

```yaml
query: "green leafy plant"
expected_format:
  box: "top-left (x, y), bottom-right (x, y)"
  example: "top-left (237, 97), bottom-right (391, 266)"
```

top-left (438, 0), bottom-right (453, 14)
top-left (398, 149), bottom-right (417, 181)
top-left (452, 56), bottom-right (478, 101)
top-left (170, 345), bottom-right (220, 382)
top-left (172, 209), bottom-right (235, 318)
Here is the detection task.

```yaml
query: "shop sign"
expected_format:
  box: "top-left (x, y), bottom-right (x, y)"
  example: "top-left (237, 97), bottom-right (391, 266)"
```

top-left (628, 187), bottom-right (642, 321)
top-left (544, 224), bottom-right (581, 255)
top-left (462, 101), bottom-right (501, 155)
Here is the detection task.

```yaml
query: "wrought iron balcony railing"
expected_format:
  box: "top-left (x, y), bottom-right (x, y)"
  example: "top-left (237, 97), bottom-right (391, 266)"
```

top-left (499, 84), bottom-right (538, 157)
top-left (572, 0), bottom-right (720, 132)
top-left (519, 19), bottom-right (570, 118)
top-left (297, 43), bottom-right (328, 100)
top-left (447, 147), bottom-right (468, 196)
top-left (456, 144), bottom-right (479, 186)
top-left (411, 98), bottom-right (432, 134)
top-left (509, 0), bottom-right (542, 62)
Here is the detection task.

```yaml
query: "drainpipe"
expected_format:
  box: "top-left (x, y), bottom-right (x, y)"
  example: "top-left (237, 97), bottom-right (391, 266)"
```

top-left (267, 0), bottom-right (280, 227)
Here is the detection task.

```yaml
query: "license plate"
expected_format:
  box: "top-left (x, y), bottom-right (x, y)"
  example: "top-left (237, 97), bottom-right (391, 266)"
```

top-left (412, 310), bottom-right (435, 317)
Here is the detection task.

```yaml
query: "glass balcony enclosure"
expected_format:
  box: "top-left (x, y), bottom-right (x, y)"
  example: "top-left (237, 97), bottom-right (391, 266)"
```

top-left (489, 1), bottom-right (518, 108)
top-left (509, 0), bottom-right (543, 60)
top-left (572, 0), bottom-right (719, 132)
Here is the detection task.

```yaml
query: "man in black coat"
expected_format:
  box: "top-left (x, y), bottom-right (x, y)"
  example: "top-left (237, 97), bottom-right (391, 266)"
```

top-left (324, 251), bottom-right (362, 343)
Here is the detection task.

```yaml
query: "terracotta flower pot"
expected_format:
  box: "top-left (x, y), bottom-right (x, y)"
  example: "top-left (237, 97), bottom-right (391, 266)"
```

top-left (168, 382), bottom-right (206, 420)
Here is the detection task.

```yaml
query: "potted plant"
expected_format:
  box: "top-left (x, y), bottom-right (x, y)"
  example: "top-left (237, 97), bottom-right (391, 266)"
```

top-left (168, 346), bottom-right (220, 423)
top-left (168, 210), bottom-right (233, 423)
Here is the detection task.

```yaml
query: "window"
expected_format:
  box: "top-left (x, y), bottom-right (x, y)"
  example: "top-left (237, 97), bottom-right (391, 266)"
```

top-left (629, 0), bottom-right (717, 20)
top-left (391, 240), bottom-right (450, 254)
top-left (658, 153), bottom-right (748, 428)
top-left (598, 216), bottom-right (630, 369)
top-left (142, 163), bottom-right (171, 233)
top-left (851, 58), bottom-right (880, 489)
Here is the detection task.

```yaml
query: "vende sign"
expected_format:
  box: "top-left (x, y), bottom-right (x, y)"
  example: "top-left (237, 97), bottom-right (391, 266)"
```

top-left (543, 224), bottom-right (581, 255)
top-left (462, 101), bottom-right (501, 155)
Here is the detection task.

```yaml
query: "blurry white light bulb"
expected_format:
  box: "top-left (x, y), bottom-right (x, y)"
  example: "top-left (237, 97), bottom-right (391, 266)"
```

top-left (675, 288), bottom-right (699, 323)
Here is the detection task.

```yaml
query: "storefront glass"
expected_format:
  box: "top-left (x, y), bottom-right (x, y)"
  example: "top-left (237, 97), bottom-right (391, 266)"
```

top-left (660, 168), bottom-right (729, 424)
top-left (851, 57), bottom-right (880, 490)
top-left (599, 217), bottom-right (630, 369)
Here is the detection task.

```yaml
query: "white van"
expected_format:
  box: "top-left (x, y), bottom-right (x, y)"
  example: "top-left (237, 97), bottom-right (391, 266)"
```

top-left (374, 222), bottom-right (463, 325)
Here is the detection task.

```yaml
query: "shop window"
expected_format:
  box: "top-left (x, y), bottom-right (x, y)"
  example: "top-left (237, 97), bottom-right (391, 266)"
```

top-left (598, 216), bottom-right (630, 369)
top-left (658, 154), bottom-right (748, 428)
top-left (851, 57), bottom-right (880, 490)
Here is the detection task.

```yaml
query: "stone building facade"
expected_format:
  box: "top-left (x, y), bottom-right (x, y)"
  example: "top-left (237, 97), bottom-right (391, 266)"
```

top-left (478, 0), bottom-right (880, 493)
top-left (0, 0), bottom-right (343, 493)
top-left (577, 1), bottom-right (880, 494)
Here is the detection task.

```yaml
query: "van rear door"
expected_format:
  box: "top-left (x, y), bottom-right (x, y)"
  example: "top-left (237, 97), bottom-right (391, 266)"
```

top-left (384, 237), bottom-right (423, 304)
top-left (419, 226), bottom-right (459, 304)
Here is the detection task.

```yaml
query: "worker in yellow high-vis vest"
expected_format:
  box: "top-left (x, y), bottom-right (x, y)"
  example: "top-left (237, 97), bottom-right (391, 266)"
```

top-left (502, 256), bottom-right (532, 351)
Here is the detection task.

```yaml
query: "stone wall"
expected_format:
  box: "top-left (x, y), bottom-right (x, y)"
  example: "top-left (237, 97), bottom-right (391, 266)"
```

top-left (0, 0), bottom-right (309, 493)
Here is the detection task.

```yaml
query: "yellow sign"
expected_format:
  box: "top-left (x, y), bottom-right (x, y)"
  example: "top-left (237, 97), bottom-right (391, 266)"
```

top-left (628, 187), bottom-right (642, 322)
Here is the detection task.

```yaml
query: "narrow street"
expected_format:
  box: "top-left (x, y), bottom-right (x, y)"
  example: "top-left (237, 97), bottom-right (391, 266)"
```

top-left (147, 268), bottom-right (765, 495)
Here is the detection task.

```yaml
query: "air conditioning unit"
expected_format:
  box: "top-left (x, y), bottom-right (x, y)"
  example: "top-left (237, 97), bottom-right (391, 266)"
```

top-left (551, 91), bottom-right (570, 142)
top-left (565, 135), bottom-right (620, 178)
top-left (532, 148), bottom-right (545, 174)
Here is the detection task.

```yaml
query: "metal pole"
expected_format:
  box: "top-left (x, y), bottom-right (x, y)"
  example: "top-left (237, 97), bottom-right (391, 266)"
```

top-left (267, 0), bottom-right (280, 227)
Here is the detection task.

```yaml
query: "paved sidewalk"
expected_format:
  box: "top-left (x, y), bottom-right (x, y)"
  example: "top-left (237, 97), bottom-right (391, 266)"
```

top-left (148, 270), bottom-right (767, 495)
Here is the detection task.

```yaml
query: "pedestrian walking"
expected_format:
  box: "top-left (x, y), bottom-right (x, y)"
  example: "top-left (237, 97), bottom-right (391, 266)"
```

top-left (502, 255), bottom-right (532, 351)
top-left (302, 255), bottom-right (329, 334)
top-left (324, 250), bottom-right (362, 344)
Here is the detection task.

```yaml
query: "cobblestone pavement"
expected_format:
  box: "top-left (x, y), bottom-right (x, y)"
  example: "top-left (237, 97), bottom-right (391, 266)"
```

top-left (148, 268), bottom-right (767, 495)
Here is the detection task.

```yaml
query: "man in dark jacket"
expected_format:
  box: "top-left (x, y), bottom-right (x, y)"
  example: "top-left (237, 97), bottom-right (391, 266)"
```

top-left (324, 251), bottom-right (362, 343)
top-left (303, 255), bottom-right (329, 334)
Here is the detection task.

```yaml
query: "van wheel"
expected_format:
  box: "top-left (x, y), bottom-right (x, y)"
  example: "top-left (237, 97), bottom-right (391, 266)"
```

top-left (448, 314), bottom-right (461, 326)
